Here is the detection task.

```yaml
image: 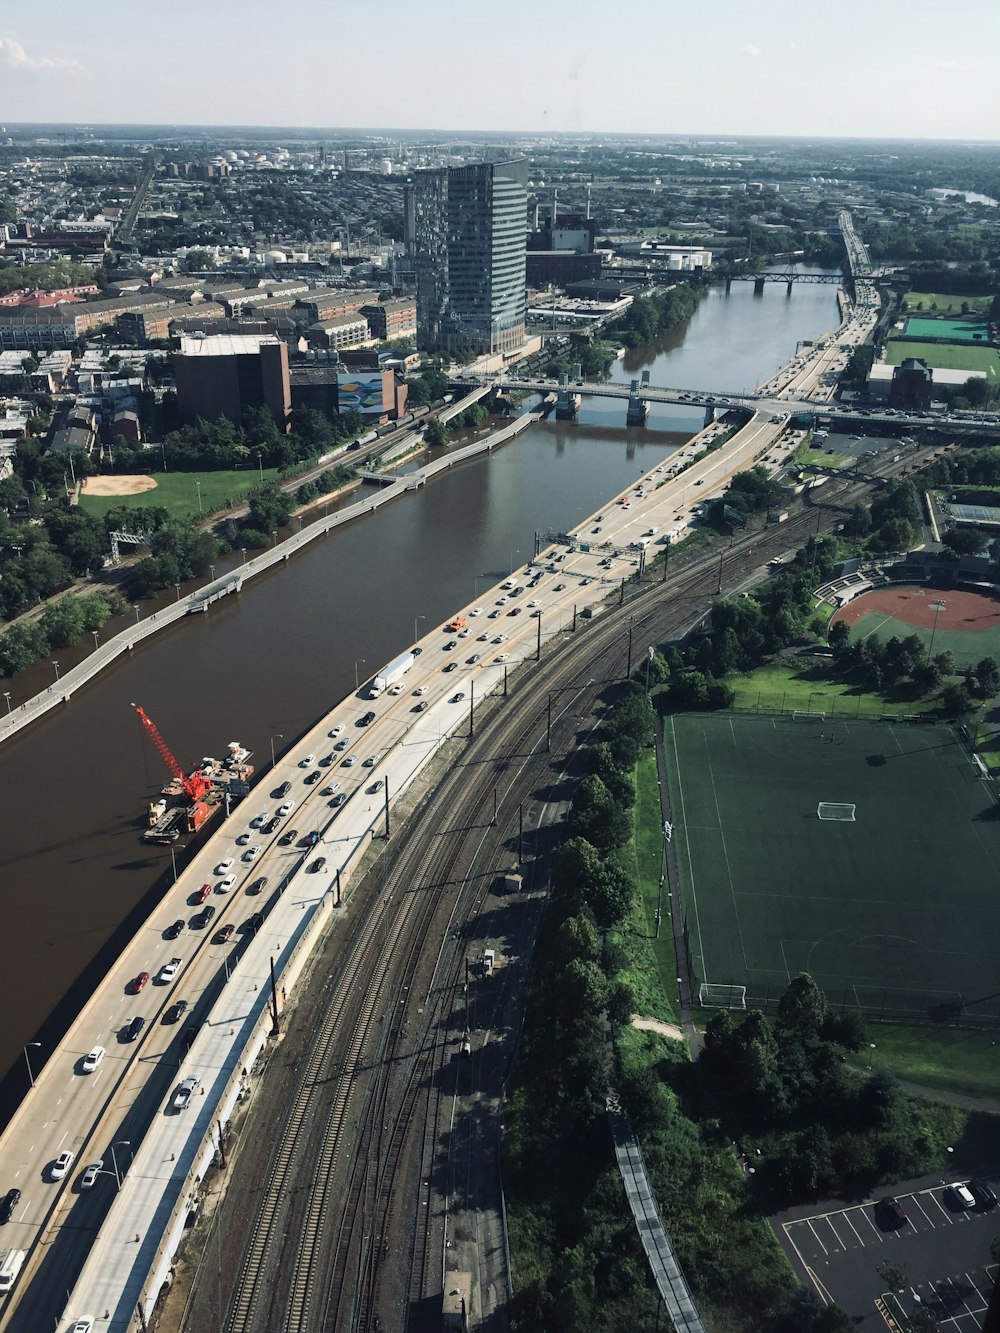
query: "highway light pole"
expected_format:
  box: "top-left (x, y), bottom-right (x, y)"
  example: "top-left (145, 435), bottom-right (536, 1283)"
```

top-left (3, 692), bottom-right (11, 715)
top-left (170, 843), bottom-right (186, 884)
top-left (928, 599), bottom-right (946, 660)
top-left (354, 659), bottom-right (366, 692)
top-left (269, 733), bottom-right (283, 769)
top-left (23, 1042), bottom-right (40, 1089)
top-left (111, 1140), bottom-right (131, 1188)
top-left (413, 614), bottom-right (425, 646)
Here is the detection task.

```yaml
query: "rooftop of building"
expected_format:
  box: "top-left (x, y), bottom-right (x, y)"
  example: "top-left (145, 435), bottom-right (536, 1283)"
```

top-left (176, 334), bottom-right (283, 357)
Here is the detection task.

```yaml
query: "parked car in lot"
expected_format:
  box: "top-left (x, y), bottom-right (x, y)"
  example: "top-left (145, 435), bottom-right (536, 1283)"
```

top-left (946, 1183), bottom-right (977, 1210)
top-left (878, 1196), bottom-right (908, 1228)
top-left (969, 1178), bottom-right (998, 1210)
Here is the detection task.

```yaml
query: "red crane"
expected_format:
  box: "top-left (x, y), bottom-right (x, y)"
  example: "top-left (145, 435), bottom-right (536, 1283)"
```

top-left (132, 704), bottom-right (211, 802)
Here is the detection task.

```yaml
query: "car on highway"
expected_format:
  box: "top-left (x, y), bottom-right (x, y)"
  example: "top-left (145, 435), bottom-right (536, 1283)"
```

top-left (467, 654), bottom-right (480, 664)
top-left (333, 737), bottom-right (349, 751)
top-left (388, 682), bottom-right (406, 695)
top-left (278, 828), bottom-right (298, 845)
top-left (328, 725), bottom-right (344, 738)
top-left (304, 770), bottom-right (321, 785)
top-left (320, 785), bottom-right (338, 797)
top-left (164, 919), bottom-right (185, 940)
top-left (496, 596), bottom-right (509, 605)
top-left (309, 857), bottom-right (327, 873)
top-left (331, 792), bottom-right (347, 808)
top-left (192, 904), bottom-right (217, 929)
top-left (80, 1045), bottom-right (105, 1074)
top-left (0, 1188), bottom-right (21, 1222)
top-left (159, 958), bottom-right (182, 983)
top-left (79, 1160), bottom-right (103, 1190)
top-left (508, 607), bottom-right (522, 616)
top-left (478, 632), bottom-right (490, 642)
top-left (247, 876), bottom-right (268, 895)
top-left (236, 831), bottom-right (252, 845)
top-left (262, 816), bottom-right (281, 834)
top-left (129, 971), bottom-right (150, 994)
top-left (493, 634), bottom-right (506, 644)
top-left (275, 799), bottom-right (296, 817)
top-left (469, 608), bottom-right (482, 616)
top-left (242, 844), bottom-right (262, 863)
top-left (50, 1150), bottom-right (75, 1181)
top-left (218, 875), bottom-right (237, 893)
top-left (124, 1016), bottom-right (145, 1042)
top-left (458, 628), bottom-right (470, 638)
top-left (245, 911), bottom-right (265, 932)
top-left (214, 924), bottom-right (234, 944)
top-left (359, 711), bottom-right (376, 726)
top-left (444, 661), bottom-right (458, 673)
top-left (414, 685), bottom-right (428, 695)
top-left (215, 858), bottom-right (234, 875)
top-left (306, 831), bottom-right (320, 846)
top-left (367, 780), bottom-right (384, 793)
top-left (495, 653), bottom-right (510, 663)
top-left (443, 639), bottom-right (456, 651)
top-left (299, 754), bottom-right (316, 768)
top-left (164, 1000), bottom-right (188, 1024)
top-left (414, 700), bottom-right (428, 712)
top-left (172, 1076), bottom-right (200, 1111)
top-left (554, 583), bottom-right (566, 591)
top-left (193, 883), bottom-right (212, 905)
top-left (530, 609), bottom-right (541, 617)
top-left (343, 754), bottom-right (359, 766)
top-left (249, 813), bottom-right (267, 828)
top-left (274, 780), bottom-right (292, 797)
top-left (451, 692), bottom-right (466, 703)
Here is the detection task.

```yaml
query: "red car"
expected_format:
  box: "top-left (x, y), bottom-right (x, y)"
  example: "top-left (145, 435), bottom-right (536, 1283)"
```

top-left (130, 971), bottom-right (150, 994)
top-left (214, 924), bottom-right (234, 944)
top-left (192, 883), bottom-right (212, 905)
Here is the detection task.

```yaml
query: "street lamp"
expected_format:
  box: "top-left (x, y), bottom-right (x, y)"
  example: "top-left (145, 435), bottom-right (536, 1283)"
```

top-left (132, 605), bottom-right (140, 625)
top-left (269, 733), bottom-right (283, 768)
top-left (174, 581), bottom-right (181, 602)
top-left (3, 692), bottom-right (11, 715)
top-left (23, 1042), bottom-right (40, 1088)
top-left (91, 630), bottom-right (99, 652)
top-left (195, 479), bottom-right (202, 513)
top-left (928, 599), bottom-right (946, 660)
top-left (868, 1043), bottom-right (876, 1069)
top-left (111, 1140), bottom-right (131, 1188)
top-left (209, 565), bottom-right (216, 582)
top-left (354, 658), bottom-right (366, 691)
top-left (413, 614), bottom-right (425, 645)
top-left (169, 843), bottom-right (186, 884)
top-left (256, 449), bottom-right (264, 483)
top-left (240, 548), bottom-right (247, 565)
top-left (51, 660), bottom-right (60, 682)
top-left (509, 548), bottom-right (520, 575)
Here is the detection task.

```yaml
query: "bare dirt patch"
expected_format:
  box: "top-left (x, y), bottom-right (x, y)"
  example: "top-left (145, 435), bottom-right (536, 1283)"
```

top-left (80, 474), bottom-right (158, 496)
top-left (832, 584), bottom-right (1000, 633)
top-left (631, 1015), bottom-right (684, 1041)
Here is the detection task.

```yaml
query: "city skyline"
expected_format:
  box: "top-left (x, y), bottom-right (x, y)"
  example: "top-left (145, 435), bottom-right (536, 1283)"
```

top-left (1, 0), bottom-right (998, 142)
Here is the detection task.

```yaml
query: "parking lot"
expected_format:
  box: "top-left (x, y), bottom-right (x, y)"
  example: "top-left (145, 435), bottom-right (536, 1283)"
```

top-left (775, 1173), bottom-right (1000, 1329)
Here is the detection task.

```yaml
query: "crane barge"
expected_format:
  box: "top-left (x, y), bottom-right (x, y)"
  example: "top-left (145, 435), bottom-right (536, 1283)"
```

top-left (133, 704), bottom-right (253, 844)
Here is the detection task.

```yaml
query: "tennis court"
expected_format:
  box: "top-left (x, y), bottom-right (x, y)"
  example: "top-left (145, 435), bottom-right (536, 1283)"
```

top-left (901, 316), bottom-right (990, 343)
top-left (664, 714), bottom-right (1000, 1023)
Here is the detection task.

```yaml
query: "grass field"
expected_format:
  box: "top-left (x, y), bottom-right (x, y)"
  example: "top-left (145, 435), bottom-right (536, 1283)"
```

top-left (663, 713), bottom-right (1000, 1024)
top-left (901, 315), bottom-right (990, 343)
top-left (726, 659), bottom-right (934, 718)
top-left (848, 609), bottom-right (1000, 669)
top-left (791, 441), bottom-right (852, 469)
top-left (902, 292), bottom-right (993, 316)
top-left (78, 466), bottom-right (284, 521)
top-left (883, 337), bottom-right (1000, 385)
top-left (867, 1024), bottom-right (1000, 1101)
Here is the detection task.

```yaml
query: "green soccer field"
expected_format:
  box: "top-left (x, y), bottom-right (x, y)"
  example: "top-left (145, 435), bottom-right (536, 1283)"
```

top-left (663, 714), bottom-right (1000, 1023)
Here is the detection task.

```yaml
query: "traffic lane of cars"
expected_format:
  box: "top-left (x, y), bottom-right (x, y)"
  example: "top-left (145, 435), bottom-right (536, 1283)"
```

top-left (779, 1178), bottom-right (1000, 1326)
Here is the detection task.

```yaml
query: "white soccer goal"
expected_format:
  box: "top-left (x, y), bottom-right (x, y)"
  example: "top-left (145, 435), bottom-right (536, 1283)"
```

top-left (698, 983), bottom-right (747, 1010)
top-left (817, 802), bottom-right (856, 822)
top-left (792, 711), bottom-right (826, 722)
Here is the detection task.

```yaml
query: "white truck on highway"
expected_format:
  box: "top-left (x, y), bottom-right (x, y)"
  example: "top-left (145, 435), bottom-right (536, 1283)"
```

top-left (368, 651), bottom-right (416, 699)
top-left (0, 1248), bottom-right (26, 1294)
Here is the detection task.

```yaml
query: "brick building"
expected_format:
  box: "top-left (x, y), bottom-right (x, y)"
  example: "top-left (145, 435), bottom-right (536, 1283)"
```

top-left (172, 335), bottom-right (292, 431)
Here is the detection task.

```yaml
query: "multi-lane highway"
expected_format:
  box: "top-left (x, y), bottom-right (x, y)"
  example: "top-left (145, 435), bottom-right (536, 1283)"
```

top-left (0, 226), bottom-right (890, 1330)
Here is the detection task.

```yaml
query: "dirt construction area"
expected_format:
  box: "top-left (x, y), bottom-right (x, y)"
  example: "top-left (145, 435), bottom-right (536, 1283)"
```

top-left (80, 474), bottom-right (158, 496)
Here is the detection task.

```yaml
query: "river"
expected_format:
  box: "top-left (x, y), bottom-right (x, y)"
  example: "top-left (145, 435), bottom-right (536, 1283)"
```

top-left (0, 267), bottom-right (841, 1096)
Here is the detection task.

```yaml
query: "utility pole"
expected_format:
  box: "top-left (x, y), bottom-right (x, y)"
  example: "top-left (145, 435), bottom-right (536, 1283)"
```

top-left (619, 578), bottom-right (625, 605)
top-left (518, 803), bottom-right (524, 862)
top-left (661, 537), bottom-right (670, 582)
top-left (469, 680), bottom-right (475, 737)
top-left (492, 788), bottom-right (498, 827)
top-left (269, 956), bottom-right (280, 1034)
top-left (503, 665), bottom-right (508, 698)
top-left (535, 611), bottom-right (542, 661)
top-left (572, 604), bottom-right (577, 632)
top-left (626, 622), bottom-right (634, 678)
top-left (335, 866), bottom-right (341, 906)
top-left (383, 778), bottom-right (391, 840)
top-left (546, 692), bottom-right (552, 752)
top-left (717, 549), bottom-right (724, 595)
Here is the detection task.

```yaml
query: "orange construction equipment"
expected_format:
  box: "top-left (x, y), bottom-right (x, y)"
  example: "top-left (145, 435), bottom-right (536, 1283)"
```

top-left (132, 704), bottom-right (211, 802)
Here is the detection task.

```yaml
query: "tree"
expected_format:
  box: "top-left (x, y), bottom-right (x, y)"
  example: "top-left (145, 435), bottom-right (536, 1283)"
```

top-left (877, 1258), bottom-right (908, 1290)
top-left (423, 417), bottom-right (447, 446)
top-left (245, 482), bottom-right (294, 536)
top-left (975, 656), bottom-right (1000, 698)
top-left (40, 596), bottom-right (85, 648)
top-left (777, 973), bottom-right (828, 1039)
top-left (940, 682), bottom-right (973, 717)
top-left (858, 1069), bottom-right (899, 1128)
top-left (0, 620), bottom-right (49, 676)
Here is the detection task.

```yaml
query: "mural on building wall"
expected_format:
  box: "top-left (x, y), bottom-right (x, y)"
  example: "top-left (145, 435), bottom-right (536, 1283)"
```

top-left (337, 374), bottom-right (385, 414)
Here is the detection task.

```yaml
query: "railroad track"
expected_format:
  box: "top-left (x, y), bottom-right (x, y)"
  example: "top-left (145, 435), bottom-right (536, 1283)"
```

top-left (196, 466), bottom-right (904, 1333)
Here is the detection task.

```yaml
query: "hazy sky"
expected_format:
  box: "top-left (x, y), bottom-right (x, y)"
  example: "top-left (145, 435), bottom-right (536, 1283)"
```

top-left (1, 0), bottom-right (998, 141)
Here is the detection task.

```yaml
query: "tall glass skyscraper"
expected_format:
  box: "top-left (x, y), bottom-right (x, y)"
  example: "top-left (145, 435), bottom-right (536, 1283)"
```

top-left (409, 160), bottom-right (528, 358)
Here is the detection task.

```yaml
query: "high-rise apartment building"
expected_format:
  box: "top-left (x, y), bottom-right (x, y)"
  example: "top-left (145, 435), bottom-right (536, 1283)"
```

top-left (408, 160), bottom-right (528, 358)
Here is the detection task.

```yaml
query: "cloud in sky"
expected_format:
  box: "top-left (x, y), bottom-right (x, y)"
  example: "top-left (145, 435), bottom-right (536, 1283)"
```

top-left (935, 58), bottom-right (981, 73)
top-left (742, 43), bottom-right (761, 57)
top-left (0, 34), bottom-right (84, 73)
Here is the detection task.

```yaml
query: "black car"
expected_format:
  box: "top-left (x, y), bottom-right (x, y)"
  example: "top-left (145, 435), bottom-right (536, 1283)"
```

top-left (274, 781), bottom-right (292, 798)
top-left (304, 770), bottom-right (321, 785)
top-left (247, 876), bottom-right (268, 895)
top-left (309, 856), bottom-right (327, 873)
top-left (262, 816), bottom-right (281, 834)
top-left (245, 911), bottom-right (265, 932)
top-left (124, 1015), bottom-right (145, 1042)
top-left (164, 919), bottom-right (185, 940)
top-left (878, 1196), bottom-right (908, 1228)
top-left (359, 711), bottom-right (376, 726)
top-left (0, 1188), bottom-right (20, 1223)
top-left (306, 831), bottom-right (320, 846)
top-left (331, 792), bottom-right (347, 808)
top-left (444, 661), bottom-right (458, 673)
top-left (192, 905), bottom-right (216, 929)
top-left (279, 829), bottom-right (297, 846)
top-left (969, 1178), bottom-right (998, 1210)
top-left (163, 999), bottom-right (188, 1024)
